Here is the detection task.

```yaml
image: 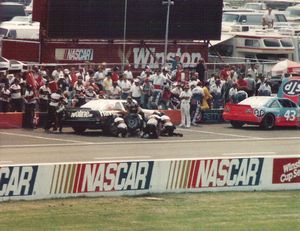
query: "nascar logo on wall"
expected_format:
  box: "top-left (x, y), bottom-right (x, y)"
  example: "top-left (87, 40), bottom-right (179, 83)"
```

top-left (55, 49), bottom-right (94, 61)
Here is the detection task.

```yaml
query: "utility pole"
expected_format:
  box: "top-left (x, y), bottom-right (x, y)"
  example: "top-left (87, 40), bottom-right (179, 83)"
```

top-left (122, 0), bottom-right (128, 71)
top-left (162, 0), bottom-right (174, 67)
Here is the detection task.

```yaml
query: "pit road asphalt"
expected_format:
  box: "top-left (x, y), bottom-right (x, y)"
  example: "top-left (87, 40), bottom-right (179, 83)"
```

top-left (0, 124), bottom-right (299, 164)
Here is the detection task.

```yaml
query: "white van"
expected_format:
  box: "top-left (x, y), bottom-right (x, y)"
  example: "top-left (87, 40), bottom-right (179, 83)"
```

top-left (0, 23), bottom-right (39, 40)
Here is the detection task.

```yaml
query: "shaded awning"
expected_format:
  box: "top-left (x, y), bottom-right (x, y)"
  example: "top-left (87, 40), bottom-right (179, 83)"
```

top-left (209, 34), bottom-right (235, 47)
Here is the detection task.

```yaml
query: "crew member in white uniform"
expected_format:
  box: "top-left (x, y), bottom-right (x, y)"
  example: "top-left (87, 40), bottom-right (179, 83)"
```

top-left (179, 85), bottom-right (192, 128)
top-left (114, 117), bottom-right (128, 137)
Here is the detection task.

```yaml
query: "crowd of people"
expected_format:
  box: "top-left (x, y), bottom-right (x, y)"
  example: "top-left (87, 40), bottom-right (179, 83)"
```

top-left (0, 60), bottom-right (273, 129)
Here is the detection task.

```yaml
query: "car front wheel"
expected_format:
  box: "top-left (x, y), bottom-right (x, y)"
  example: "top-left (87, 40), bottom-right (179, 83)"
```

top-left (261, 113), bottom-right (275, 130)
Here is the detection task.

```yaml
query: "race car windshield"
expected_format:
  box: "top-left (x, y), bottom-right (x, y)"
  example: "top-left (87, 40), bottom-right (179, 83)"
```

top-left (239, 96), bottom-right (272, 107)
top-left (81, 100), bottom-right (125, 111)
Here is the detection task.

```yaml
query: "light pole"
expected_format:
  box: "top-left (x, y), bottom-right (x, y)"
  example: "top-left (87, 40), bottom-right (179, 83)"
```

top-left (122, 0), bottom-right (128, 71)
top-left (162, 0), bottom-right (174, 67)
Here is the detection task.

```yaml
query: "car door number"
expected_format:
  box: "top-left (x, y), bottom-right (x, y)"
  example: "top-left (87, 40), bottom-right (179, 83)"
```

top-left (284, 110), bottom-right (296, 121)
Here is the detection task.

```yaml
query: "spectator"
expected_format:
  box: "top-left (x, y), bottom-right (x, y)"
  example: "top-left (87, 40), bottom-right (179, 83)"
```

top-left (118, 74), bottom-right (132, 100)
top-left (10, 78), bottom-right (23, 112)
top-left (201, 81), bottom-right (212, 110)
top-left (195, 58), bottom-right (206, 82)
top-left (108, 82), bottom-right (121, 99)
top-left (111, 66), bottom-right (120, 84)
top-left (39, 81), bottom-right (51, 112)
top-left (179, 85), bottom-right (192, 128)
top-left (258, 80), bottom-right (272, 96)
top-left (45, 89), bottom-right (63, 132)
top-left (130, 79), bottom-right (142, 105)
top-left (85, 86), bottom-right (98, 102)
top-left (123, 64), bottom-right (134, 82)
top-left (0, 83), bottom-right (11, 112)
top-left (103, 72), bottom-right (113, 93)
top-left (245, 74), bottom-right (256, 97)
top-left (141, 78), bottom-right (153, 109)
top-left (23, 84), bottom-right (37, 128)
top-left (211, 79), bottom-right (224, 108)
top-left (262, 8), bottom-right (275, 28)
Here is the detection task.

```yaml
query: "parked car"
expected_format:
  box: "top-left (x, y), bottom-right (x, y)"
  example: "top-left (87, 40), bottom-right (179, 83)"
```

top-left (0, 2), bottom-right (26, 22)
top-left (223, 96), bottom-right (300, 129)
top-left (62, 99), bottom-right (156, 135)
top-left (284, 4), bottom-right (300, 22)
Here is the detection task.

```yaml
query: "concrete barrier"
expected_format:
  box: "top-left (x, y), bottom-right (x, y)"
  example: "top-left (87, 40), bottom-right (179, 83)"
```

top-left (0, 112), bottom-right (23, 128)
top-left (1, 156), bottom-right (299, 201)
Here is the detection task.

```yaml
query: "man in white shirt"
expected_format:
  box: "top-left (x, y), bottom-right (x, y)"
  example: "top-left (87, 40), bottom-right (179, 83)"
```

top-left (130, 80), bottom-right (142, 105)
top-left (262, 8), bottom-right (275, 28)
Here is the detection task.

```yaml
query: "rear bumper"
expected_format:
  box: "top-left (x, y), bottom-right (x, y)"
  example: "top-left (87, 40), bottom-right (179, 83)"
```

top-left (223, 112), bottom-right (262, 124)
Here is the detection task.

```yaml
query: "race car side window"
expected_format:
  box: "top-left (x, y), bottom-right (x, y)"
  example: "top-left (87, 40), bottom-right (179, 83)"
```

top-left (269, 100), bottom-right (281, 108)
top-left (278, 99), bottom-right (297, 108)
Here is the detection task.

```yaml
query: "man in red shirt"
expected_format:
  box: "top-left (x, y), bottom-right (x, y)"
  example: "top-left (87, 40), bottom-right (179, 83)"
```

top-left (237, 74), bottom-right (249, 92)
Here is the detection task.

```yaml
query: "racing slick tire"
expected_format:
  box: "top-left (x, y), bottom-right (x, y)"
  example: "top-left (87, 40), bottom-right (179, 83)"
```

top-left (260, 113), bottom-right (275, 130)
top-left (124, 113), bottom-right (142, 134)
top-left (72, 126), bottom-right (86, 133)
top-left (230, 121), bottom-right (245, 128)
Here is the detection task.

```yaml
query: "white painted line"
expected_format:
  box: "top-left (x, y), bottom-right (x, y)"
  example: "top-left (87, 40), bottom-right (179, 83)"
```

top-left (1, 136), bottom-right (300, 149)
top-left (94, 156), bottom-right (151, 160)
top-left (177, 128), bottom-right (262, 139)
top-left (222, 152), bottom-right (276, 156)
top-left (0, 131), bottom-right (83, 143)
top-left (0, 160), bottom-right (13, 164)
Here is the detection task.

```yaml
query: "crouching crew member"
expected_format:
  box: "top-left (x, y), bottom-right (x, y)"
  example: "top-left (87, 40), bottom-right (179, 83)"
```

top-left (160, 115), bottom-right (183, 137)
top-left (114, 117), bottom-right (128, 137)
top-left (141, 114), bottom-right (161, 138)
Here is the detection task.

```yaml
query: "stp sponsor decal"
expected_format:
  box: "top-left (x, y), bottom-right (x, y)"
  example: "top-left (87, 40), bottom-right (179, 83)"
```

top-left (273, 158), bottom-right (300, 184)
top-left (166, 158), bottom-right (264, 189)
top-left (0, 166), bottom-right (38, 197)
top-left (282, 80), bottom-right (300, 96)
top-left (50, 162), bottom-right (153, 194)
top-left (55, 49), bottom-right (94, 61)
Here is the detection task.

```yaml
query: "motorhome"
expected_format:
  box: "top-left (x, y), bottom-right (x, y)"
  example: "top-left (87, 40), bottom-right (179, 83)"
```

top-left (0, 23), bottom-right (39, 40)
top-left (222, 11), bottom-right (289, 32)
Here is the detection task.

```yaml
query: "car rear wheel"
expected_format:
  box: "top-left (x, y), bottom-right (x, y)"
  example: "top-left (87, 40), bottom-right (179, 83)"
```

top-left (230, 121), bottom-right (245, 128)
top-left (261, 113), bottom-right (275, 130)
top-left (72, 126), bottom-right (86, 133)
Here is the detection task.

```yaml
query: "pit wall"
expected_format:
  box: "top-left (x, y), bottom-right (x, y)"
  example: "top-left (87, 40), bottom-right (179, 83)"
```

top-left (1, 156), bottom-right (299, 201)
top-left (0, 109), bottom-right (224, 129)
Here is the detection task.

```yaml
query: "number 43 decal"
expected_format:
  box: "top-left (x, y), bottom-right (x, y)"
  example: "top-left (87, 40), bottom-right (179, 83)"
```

top-left (284, 110), bottom-right (297, 121)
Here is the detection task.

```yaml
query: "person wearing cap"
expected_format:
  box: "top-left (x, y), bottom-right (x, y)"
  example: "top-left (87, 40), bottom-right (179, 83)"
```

top-left (39, 81), bottom-right (51, 112)
top-left (85, 86), bottom-right (98, 102)
top-left (130, 79), bottom-right (142, 105)
top-left (113, 116), bottom-right (128, 138)
top-left (124, 64), bottom-right (134, 82)
top-left (111, 66), bottom-right (120, 84)
top-left (191, 82), bottom-right (204, 125)
top-left (179, 85), bottom-right (192, 128)
top-left (160, 115), bottom-right (183, 137)
top-left (141, 114), bottom-right (161, 138)
top-left (9, 78), bottom-right (23, 112)
top-left (108, 82), bottom-right (122, 99)
top-left (141, 77), bottom-right (153, 109)
top-left (140, 66), bottom-right (152, 81)
top-left (23, 83), bottom-right (37, 128)
top-left (45, 89), bottom-right (63, 132)
top-left (118, 73), bottom-right (132, 100)
top-left (201, 81), bottom-right (213, 110)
